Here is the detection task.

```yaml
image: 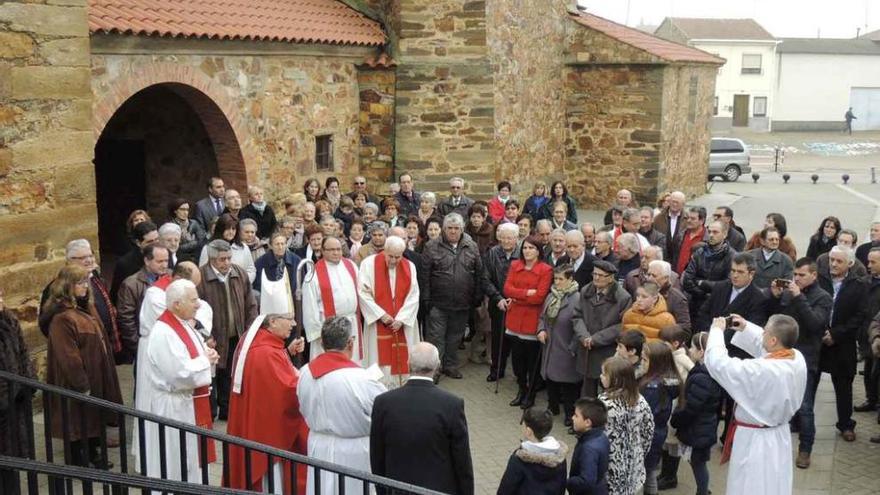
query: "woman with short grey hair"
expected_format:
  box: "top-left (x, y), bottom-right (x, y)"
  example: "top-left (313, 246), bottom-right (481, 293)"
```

top-left (418, 191), bottom-right (438, 224)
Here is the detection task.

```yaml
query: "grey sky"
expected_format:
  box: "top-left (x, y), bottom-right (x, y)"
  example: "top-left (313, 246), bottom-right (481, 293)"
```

top-left (578, 0), bottom-right (877, 38)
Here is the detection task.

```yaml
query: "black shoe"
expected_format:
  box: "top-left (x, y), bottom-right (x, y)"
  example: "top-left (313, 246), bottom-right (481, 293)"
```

top-left (458, 342), bottom-right (466, 350)
top-left (854, 401), bottom-right (877, 412)
top-left (520, 395), bottom-right (536, 410)
top-left (509, 389), bottom-right (526, 407)
top-left (657, 476), bottom-right (678, 490)
top-left (443, 369), bottom-right (463, 379)
top-left (486, 372), bottom-right (498, 382)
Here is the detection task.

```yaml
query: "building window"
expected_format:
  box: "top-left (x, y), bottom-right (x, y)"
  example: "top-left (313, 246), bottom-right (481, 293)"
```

top-left (315, 135), bottom-right (333, 171)
top-left (741, 54), bottom-right (762, 74)
top-left (753, 96), bottom-right (767, 117)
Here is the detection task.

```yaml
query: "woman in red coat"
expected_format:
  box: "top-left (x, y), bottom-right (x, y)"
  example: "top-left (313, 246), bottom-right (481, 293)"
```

top-left (503, 235), bottom-right (553, 409)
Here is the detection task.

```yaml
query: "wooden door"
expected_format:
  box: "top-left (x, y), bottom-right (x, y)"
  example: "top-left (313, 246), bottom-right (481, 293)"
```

top-left (732, 94), bottom-right (749, 127)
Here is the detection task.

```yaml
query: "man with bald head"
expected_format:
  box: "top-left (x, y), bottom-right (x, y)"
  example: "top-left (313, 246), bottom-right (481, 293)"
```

top-left (653, 191), bottom-right (686, 257)
top-left (302, 236), bottom-right (364, 364)
top-left (359, 236), bottom-right (421, 387)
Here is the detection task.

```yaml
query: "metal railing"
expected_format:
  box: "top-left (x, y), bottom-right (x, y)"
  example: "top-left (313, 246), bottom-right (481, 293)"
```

top-left (0, 370), bottom-right (444, 495)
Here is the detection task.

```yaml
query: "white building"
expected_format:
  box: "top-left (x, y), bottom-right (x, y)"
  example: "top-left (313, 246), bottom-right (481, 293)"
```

top-left (773, 38), bottom-right (880, 131)
top-left (655, 18), bottom-right (778, 131)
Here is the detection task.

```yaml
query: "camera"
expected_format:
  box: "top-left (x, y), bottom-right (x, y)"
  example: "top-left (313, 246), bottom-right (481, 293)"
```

top-left (725, 315), bottom-right (735, 329)
top-left (773, 279), bottom-right (790, 289)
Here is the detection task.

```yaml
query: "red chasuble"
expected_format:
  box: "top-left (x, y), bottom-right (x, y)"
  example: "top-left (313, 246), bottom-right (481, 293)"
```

top-left (314, 258), bottom-right (364, 360)
top-left (152, 274), bottom-right (172, 291)
top-left (226, 329), bottom-right (308, 494)
top-left (373, 254), bottom-right (412, 374)
top-left (156, 310), bottom-right (217, 465)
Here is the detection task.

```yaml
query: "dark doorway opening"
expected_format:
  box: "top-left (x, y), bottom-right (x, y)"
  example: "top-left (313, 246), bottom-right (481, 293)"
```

top-left (94, 83), bottom-right (234, 275)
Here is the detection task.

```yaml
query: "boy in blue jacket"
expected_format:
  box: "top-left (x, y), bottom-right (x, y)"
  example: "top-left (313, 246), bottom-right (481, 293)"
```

top-left (567, 398), bottom-right (609, 495)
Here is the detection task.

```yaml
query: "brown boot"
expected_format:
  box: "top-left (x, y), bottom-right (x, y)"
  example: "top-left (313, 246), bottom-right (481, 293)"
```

top-left (795, 451), bottom-right (810, 469)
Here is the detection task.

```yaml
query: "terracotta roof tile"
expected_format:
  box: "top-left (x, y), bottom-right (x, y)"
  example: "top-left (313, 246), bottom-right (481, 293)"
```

top-left (88, 0), bottom-right (386, 46)
top-left (571, 12), bottom-right (724, 65)
top-left (664, 18), bottom-right (775, 41)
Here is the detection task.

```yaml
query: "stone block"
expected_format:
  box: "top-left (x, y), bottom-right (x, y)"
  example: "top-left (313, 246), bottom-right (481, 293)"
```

top-left (0, 3), bottom-right (88, 37)
top-left (56, 98), bottom-right (91, 131)
top-left (421, 112), bottom-right (457, 123)
top-left (0, 147), bottom-right (11, 178)
top-left (11, 130), bottom-right (93, 170)
top-left (53, 161), bottom-right (95, 206)
top-left (446, 149), bottom-right (495, 164)
top-left (11, 66), bottom-right (90, 100)
top-left (38, 37), bottom-right (90, 67)
top-left (0, 32), bottom-right (34, 59)
top-left (630, 129), bottom-right (660, 143)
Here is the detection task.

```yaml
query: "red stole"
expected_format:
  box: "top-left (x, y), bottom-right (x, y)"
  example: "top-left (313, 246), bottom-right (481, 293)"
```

top-left (720, 348), bottom-right (796, 464)
top-left (156, 310), bottom-right (217, 465)
top-left (309, 351), bottom-right (361, 379)
top-left (373, 255), bottom-right (411, 374)
top-left (314, 259), bottom-right (363, 360)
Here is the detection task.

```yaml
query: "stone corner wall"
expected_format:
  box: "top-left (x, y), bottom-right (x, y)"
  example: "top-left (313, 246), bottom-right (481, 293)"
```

top-left (358, 67), bottom-right (396, 188)
top-left (563, 63), bottom-right (665, 209)
top-left (0, 0), bottom-right (94, 362)
top-left (658, 64), bottom-right (715, 199)
top-left (565, 18), bottom-right (663, 65)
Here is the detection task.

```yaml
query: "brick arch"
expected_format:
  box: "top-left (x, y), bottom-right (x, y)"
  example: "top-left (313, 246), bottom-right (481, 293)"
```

top-left (92, 63), bottom-right (254, 190)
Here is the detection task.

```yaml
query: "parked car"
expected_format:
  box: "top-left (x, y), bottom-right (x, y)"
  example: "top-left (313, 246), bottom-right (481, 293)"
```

top-left (709, 137), bottom-right (751, 182)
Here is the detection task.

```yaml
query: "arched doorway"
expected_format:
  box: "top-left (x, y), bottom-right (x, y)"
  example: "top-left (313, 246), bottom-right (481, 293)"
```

top-left (94, 82), bottom-right (246, 269)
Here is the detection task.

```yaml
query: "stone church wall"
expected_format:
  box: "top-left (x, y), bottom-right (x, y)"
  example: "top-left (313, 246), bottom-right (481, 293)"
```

top-left (0, 0), bottom-right (95, 360)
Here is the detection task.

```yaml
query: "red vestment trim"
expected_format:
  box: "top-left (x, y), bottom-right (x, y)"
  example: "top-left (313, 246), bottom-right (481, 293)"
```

top-left (314, 259), bottom-right (363, 360)
top-left (152, 274), bottom-right (173, 290)
top-left (156, 310), bottom-right (217, 465)
top-left (373, 255), bottom-right (411, 374)
top-left (308, 351), bottom-right (360, 379)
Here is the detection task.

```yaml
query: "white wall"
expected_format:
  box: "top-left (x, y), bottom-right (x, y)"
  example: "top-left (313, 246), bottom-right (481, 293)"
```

top-left (774, 53), bottom-right (880, 126)
top-left (692, 41), bottom-right (777, 122)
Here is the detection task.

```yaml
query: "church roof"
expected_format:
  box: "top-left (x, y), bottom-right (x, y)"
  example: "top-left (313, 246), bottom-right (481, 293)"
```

top-left (88, 0), bottom-right (386, 46)
top-left (572, 12), bottom-right (724, 65)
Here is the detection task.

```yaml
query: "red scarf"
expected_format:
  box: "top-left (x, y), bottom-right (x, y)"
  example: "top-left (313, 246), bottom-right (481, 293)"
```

top-left (315, 259), bottom-right (363, 360)
top-left (156, 310), bottom-right (217, 465)
top-left (675, 227), bottom-right (706, 274)
top-left (720, 348), bottom-right (796, 464)
top-left (374, 254), bottom-right (411, 375)
top-left (90, 274), bottom-right (122, 354)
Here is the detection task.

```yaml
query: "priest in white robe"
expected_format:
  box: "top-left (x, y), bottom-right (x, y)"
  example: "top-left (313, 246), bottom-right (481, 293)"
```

top-left (298, 316), bottom-right (387, 495)
top-left (135, 261), bottom-right (213, 413)
top-left (136, 279), bottom-right (220, 485)
top-left (358, 236), bottom-right (420, 388)
top-left (705, 314), bottom-right (807, 495)
top-left (301, 237), bottom-right (364, 364)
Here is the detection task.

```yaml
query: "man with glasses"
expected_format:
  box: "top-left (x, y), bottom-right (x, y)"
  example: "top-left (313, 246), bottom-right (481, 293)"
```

top-left (39, 239), bottom-right (121, 358)
top-left (713, 206), bottom-right (746, 251)
top-left (572, 260), bottom-right (632, 398)
top-left (437, 177), bottom-right (475, 218)
top-left (347, 175), bottom-right (380, 207)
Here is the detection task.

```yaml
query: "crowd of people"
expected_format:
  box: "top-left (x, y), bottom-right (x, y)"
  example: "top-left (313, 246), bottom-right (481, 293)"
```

top-left (1, 172), bottom-right (880, 495)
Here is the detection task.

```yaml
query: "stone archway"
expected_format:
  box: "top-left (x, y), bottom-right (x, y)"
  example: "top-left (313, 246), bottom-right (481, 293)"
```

top-left (92, 70), bottom-right (250, 266)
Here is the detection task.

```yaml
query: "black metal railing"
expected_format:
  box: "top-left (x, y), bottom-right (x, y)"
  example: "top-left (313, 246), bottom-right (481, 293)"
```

top-left (0, 370), bottom-right (444, 495)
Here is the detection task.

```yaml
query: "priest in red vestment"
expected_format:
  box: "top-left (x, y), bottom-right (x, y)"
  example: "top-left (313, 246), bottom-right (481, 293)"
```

top-left (227, 313), bottom-right (308, 494)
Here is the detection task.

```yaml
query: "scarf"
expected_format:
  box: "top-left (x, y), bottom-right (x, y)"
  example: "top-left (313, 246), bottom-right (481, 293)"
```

top-left (251, 201), bottom-right (267, 214)
top-left (545, 281), bottom-right (579, 322)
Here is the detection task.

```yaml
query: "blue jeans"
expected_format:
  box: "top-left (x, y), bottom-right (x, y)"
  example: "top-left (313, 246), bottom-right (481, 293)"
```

top-left (691, 460), bottom-right (709, 495)
top-left (798, 369), bottom-right (820, 453)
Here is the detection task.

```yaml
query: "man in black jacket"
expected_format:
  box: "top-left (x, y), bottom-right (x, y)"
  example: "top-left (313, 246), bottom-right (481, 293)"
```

top-left (557, 230), bottom-right (595, 289)
top-left (854, 248), bottom-right (880, 416)
top-left (682, 221), bottom-right (736, 323)
top-left (696, 252), bottom-right (768, 350)
top-left (854, 221), bottom-right (880, 267)
top-left (370, 342), bottom-right (474, 495)
top-left (818, 245), bottom-right (866, 443)
top-left (422, 213), bottom-right (483, 379)
top-left (483, 223), bottom-right (519, 381)
top-left (765, 257), bottom-right (832, 469)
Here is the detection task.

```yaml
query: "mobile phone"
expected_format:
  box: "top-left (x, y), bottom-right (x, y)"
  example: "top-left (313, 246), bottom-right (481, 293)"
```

top-left (773, 279), bottom-right (790, 289)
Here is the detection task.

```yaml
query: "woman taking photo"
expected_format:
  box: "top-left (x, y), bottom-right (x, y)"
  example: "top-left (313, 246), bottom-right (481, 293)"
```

top-left (44, 265), bottom-right (122, 469)
top-left (537, 264), bottom-right (581, 429)
top-left (199, 213), bottom-right (257, 283)
top-left (806, 216), bottom-right (841, 259)
top-left (504, 236), bottom-right (553, 409)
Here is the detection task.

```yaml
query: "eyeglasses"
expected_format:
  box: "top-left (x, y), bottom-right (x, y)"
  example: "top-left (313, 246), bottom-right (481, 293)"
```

top-left (354, 182), bottom-right (365, 185)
